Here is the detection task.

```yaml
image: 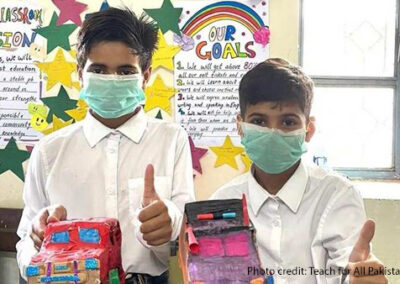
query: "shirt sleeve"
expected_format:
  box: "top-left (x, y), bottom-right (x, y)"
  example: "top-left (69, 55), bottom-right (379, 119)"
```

top-left (136, 127), bottom-right (195, 264)
top-left (318, 184), bottom-right (366, 283)
top-left (16, 144), bottom-right (49, 279)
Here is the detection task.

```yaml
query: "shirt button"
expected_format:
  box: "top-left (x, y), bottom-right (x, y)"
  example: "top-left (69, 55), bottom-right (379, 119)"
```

top-left (109, 148), bottom-right (116, 154)
top-left (273, 220), bottom-right (280, 227)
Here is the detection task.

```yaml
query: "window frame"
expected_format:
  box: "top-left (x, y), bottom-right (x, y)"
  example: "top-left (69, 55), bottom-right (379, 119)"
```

top-left (299, 0), bottom-right (400, 179)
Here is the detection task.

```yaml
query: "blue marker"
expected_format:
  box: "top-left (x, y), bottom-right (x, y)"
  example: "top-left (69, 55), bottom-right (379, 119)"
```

top-left (222, 212), bottom-right (236, 219)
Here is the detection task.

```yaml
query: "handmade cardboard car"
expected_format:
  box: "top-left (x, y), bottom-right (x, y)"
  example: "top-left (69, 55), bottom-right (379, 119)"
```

top-left (26, 218), bottom-right (125, 284)
top-left (178, 195), bottom-right (265, 284)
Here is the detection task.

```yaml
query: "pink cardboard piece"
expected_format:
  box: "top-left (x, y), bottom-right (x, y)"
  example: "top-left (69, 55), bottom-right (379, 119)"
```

top-left (198, 237), bottom-right (224, 257)
top-left (224, 232), bottom-right (249, 257)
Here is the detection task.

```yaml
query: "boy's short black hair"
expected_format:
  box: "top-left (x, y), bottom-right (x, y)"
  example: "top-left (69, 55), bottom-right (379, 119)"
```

top-left (239, 58), bottom-right (314, 119)
top-left (77, 8), bottom-right (158, 72)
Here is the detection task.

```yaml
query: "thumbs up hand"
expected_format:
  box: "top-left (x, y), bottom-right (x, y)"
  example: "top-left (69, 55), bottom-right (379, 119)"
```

top-left (138, 164), bottom-right (172, 246)
top-left (348, 220), bottom-right (387, 283)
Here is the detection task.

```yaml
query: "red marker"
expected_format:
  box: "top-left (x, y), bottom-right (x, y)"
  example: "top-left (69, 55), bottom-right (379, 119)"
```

top-left (197, 213), bottom-right (213, 220)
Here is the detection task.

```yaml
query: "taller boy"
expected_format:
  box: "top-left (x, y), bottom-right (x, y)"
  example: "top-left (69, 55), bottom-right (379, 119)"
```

top-left (17, 8), bottom-right (194, 283)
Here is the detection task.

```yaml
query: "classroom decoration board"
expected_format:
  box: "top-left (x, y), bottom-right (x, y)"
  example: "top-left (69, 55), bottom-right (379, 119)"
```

top-left (0, 1), bottom-right (44, 147)
top-left (174, 0), bottom-right (269, 146)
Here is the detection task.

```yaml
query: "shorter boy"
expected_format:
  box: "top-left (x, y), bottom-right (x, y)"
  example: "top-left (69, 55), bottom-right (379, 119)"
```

top-left (212, 58), bottom-right (386, 283)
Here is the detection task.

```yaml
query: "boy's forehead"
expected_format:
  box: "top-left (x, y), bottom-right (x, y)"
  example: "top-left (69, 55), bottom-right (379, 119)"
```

top-left (86, 41), bottom-right (140, 66)
top-left (246, 101), bottom-right (304, 116)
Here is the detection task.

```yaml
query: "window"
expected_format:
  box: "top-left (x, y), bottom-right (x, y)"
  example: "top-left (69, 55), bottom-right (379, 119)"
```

top-left (79, 228), bottom-right (100, 244)
top-left (51, 231), bottom-right (70, 243)
top-left (300, 0), bottom-right (400, 179)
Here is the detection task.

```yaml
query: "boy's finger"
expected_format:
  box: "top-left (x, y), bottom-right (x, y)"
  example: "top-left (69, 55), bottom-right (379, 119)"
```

top-left (348, 259), bottom-right (384, 277)
top-left (138, 200), bottom-right (165, 223)
top-left (140, 212), bottom-right (171, 234)
top-left (46, 205), bottom-right (67, 223)
top-left (349, 220), bottom-right (375, 262)
top-left (350, 275), bottom-right (387, 284)
top-left (142, 226), bottom-right (172, 245)
top-left (30, 231), bottom-right (43, 250)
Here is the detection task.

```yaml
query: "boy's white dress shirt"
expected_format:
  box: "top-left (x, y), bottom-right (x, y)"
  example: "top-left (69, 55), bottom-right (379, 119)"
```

top-left (211, 160), bottom-right (366, 284)
top-left (17, 107), bottom-right (195, 277)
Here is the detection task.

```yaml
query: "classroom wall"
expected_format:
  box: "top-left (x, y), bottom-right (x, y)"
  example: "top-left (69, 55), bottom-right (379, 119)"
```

top-left (0, 0), bottom-right (399, 283)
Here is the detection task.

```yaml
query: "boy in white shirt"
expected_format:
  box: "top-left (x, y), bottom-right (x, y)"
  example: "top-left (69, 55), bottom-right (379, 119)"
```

top-left (16, 8), bottom-right (194, 283)
top-left (212, 58), bottom-right (387, 284)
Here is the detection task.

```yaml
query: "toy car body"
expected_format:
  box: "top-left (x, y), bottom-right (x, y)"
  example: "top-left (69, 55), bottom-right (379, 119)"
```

top-left (26, 218), bottom-right (124, 284)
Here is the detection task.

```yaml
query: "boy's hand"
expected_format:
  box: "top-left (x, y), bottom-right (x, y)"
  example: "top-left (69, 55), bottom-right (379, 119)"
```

top-left (138, 164), bottom-right (172, 246)
top-left (348, 220), bottom-right (387, 284)
top-left (30, 204), bottom-right (67, 250)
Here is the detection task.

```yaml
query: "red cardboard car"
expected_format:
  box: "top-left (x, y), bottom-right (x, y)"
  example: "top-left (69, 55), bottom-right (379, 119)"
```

top-left (26, 218), bottom-right (125, 284)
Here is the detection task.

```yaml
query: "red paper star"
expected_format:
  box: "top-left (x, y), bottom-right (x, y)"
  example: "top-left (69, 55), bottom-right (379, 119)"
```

top-left (189, 136), bottom-right (208, 174)
top-left (52, 0), bottom-right (88, 26)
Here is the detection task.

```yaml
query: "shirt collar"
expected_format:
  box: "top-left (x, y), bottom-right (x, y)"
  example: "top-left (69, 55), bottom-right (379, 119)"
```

top-left (83, 107), bottom-right (148, 148)
top-left (248, 160), bottom-right (309, 215)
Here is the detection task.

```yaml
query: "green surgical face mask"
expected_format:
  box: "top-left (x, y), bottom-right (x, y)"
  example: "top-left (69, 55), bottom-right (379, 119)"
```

top-left (80, 72), bottom-right (146, 119)
top-left (240, 122), bottom-right (307, 174)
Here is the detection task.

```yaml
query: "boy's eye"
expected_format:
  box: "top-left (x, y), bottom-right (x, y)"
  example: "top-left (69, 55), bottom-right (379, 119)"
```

top-left (119, 69), bottom-right (136, 75)
top-left (282, 118), bottom-right (297, 127)
top-left (91, 68), bottom-right (104, 74)
top-left (250, 118), bottom-right (266, 126)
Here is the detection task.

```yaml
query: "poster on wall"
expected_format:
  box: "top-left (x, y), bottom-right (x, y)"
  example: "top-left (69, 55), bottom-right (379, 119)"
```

top-left (0, 1), bottom-right (44, 147)
top-left (174, 0), bottom-right (269, 146)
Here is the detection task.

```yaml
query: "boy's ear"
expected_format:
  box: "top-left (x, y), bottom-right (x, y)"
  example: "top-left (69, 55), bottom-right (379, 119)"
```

top-left (305, 116), bottom-right (316, 142)
top-left (142, 66), bottom-right (152, 90)
top-left (237, 114), bottom-right (243, 137)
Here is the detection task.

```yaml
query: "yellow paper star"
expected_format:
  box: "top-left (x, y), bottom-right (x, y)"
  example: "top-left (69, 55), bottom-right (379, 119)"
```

top-left (144, 75), bottom-right (176, 115)
top-left (152, 29), bottom-right (180, 71)
top-left (72, 81), bottom-right (82, 91)
top-left (41, 115), bottom-right (73, 135)
top-left (210, 136), bottom-right (244, 170)
top-left (35, 48), bottom-right (76, 91)
top-left (65, 99), bottom-right (88, 122)
top-left (241, 152), bottom-right (252, 172)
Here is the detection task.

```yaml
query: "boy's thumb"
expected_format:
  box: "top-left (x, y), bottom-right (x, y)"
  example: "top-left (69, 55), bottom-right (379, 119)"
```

top-left (349, 219), bottom-right (375, 262)
top-left (142, 164), bottom-right (159, 207)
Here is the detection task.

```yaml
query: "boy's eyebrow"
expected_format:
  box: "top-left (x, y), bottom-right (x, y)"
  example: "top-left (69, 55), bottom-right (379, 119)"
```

top-left (117, 64), bottom-right (138, 70)
top-left (248, 112), bottom-right (268, 118)
top-left (87, 63), bottom-right (107, 68)
top-left (281, 113), bottom-right (302, 119)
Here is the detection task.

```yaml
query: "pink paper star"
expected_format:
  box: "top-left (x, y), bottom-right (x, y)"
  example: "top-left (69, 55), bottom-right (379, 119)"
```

top-left (52, 0), bottom-right (88, 26)
top-left (189, 136), bottom-right (208, 174)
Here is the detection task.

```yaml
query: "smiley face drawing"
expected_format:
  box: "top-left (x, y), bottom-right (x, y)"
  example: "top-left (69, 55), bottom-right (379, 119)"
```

top-left (28, 43), bottom-right (47, 60)
top-left (28, 103), bottom-right (49, 131)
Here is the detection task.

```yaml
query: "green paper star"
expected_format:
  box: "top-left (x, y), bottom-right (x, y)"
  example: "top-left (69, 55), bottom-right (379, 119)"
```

top-left (144, 0), bottom-right (182, 35)
top-left (41, 86), bottom-right (77, 123)
top-left (0, 137), bottom-right (31, 181)
top-left (155, 110), bottom-right (163, 119)
top-left (33, 12), bottom-right (77, 53)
